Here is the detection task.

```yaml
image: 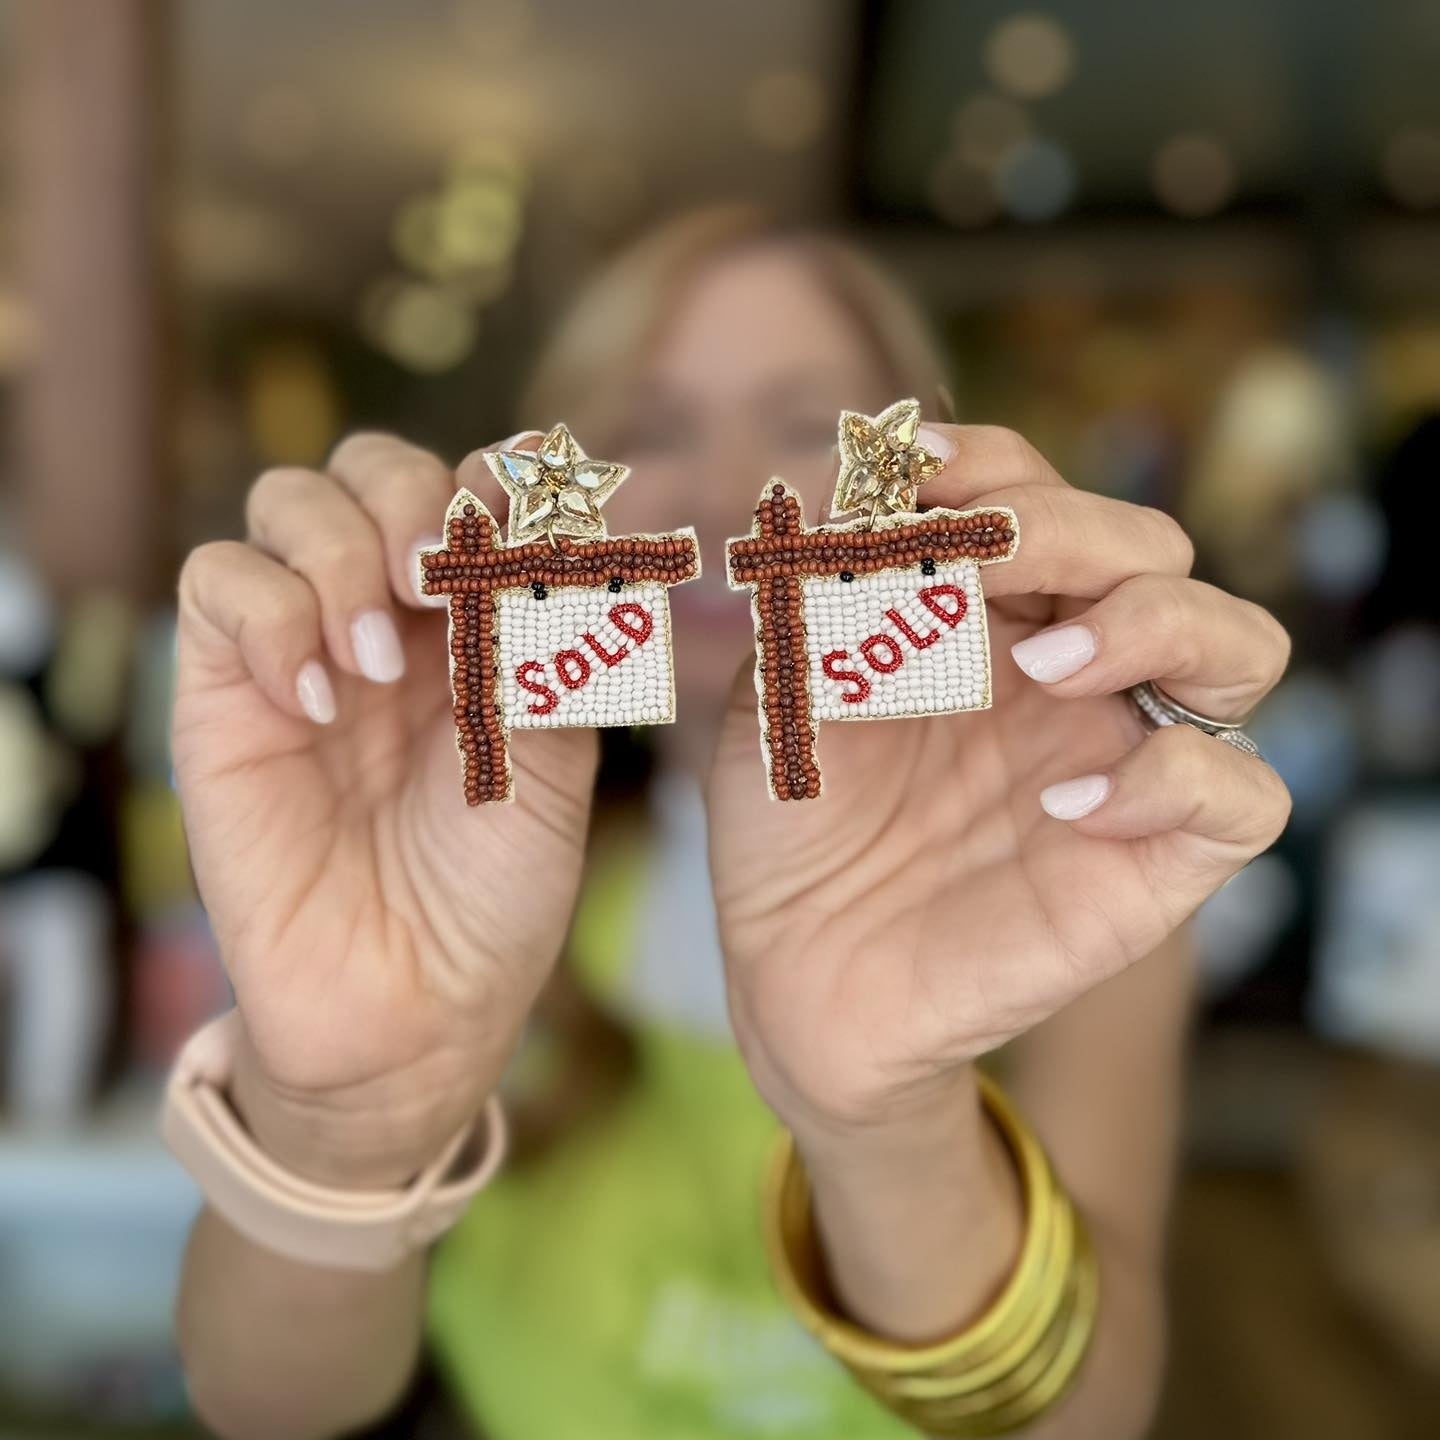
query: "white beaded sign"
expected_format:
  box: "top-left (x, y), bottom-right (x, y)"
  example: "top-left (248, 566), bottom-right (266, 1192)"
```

top-left (496, 583), bottom-right (676, 730)
top-left (802, 560), bottom-right (991, 722)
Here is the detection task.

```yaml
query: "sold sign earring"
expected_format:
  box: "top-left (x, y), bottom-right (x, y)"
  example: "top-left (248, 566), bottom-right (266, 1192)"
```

top-left (418, 424), bottom-right (699, 803)
top-left (725, 399), bottom-right (1018, 800)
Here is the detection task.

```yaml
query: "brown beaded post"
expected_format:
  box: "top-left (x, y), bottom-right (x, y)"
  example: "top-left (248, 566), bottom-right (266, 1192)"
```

top-left (743, 486), bottom-right (820, 800)
top-left (726, 480), bottom-right (1018, 800)
top-left (420, 490), bottom-right (700, 803)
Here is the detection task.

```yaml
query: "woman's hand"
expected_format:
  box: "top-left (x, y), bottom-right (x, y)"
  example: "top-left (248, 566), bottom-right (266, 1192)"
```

top-left (173, 433), bottom-right (596, 1186)
top-left (708, 424), bottom-right (1291, 1144)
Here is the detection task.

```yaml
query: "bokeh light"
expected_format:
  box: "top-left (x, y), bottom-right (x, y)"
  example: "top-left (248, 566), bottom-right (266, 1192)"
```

top-left (391, 195), bottom-right (447, 278)
top-left (436, 177), bottom-right (523, 269)
top-left (951, 92), bottom-right (1033, 170)
top-left (1382, 126), bottom-right (1440, 209)
top-left (984, 13), bottom-right (1075, 100)
top-left (393, 179), bottom-right (522, 279)
top-left (997, 137), bottom-right (1077, 221)
top-left (1294, 493), bottom-right (1387, 599)
top-left (1153, 132), bottom-right (1236, 218)
top-left (242, 339), bottom-right (341, 466)
top-left (360, 276), bottom-right (477, 373)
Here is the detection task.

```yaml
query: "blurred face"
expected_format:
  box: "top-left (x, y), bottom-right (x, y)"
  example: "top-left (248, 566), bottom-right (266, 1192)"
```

top-left (601, 246), bottom-right (894, 727)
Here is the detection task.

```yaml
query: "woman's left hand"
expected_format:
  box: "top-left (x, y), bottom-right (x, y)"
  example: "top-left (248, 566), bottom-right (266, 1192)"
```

top-left (707, 423), bottom-right (1292, 1144)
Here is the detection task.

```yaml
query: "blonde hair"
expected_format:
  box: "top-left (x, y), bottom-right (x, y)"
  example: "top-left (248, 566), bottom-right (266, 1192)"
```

top-left (520, 204), bottom-right (952, 441)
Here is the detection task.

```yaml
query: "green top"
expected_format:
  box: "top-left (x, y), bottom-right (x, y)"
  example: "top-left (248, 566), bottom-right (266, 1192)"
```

top-left (427, 822), bottom-right (1006, 1438)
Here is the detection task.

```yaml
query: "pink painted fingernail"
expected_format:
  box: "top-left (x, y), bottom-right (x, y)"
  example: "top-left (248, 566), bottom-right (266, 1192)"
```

top-left (296, 661), bottom-right (336, 724)
top-left (916, 425), bottom-right (955, 464)
top-left (1011, 624), bottom-right (1097, 683)
top-left (494, 429), bottom-right (543, 451)
top-left (1040, 773), bottom-right (1112, 820)
top-left (351, 611), bottom-right (405, 683)
top-left (411, 535), bottom-right (449, 607)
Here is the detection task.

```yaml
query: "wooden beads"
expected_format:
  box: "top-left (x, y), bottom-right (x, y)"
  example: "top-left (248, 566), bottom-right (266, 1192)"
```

top-left (448, 592), bottom-right (507, 804)
top-left (421, 531), bottom-right (698, 596)
top-left (756, 574), bottom-right (821, 801)
top-left (728, 508), bottom-right (1017, 585)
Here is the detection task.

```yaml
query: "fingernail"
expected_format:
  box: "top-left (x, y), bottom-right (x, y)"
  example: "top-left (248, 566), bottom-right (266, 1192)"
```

top-left (1011, 624), bottom-right (1097, 683)
top-left (916, 425), bottom-right (955, 464)
top-left (1040, 773), bottom-right (1112, 820)
top-left (410, 535), bottom-right (449, 607)
top-left (494, 429), bottom-right (542, 452)
top-left (296, 661), bottom-right (336, 724)
top-left (351, 611), bottom-right (405, 683)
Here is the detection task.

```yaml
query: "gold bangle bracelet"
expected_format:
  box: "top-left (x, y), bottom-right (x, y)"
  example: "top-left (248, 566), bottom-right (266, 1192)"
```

top-left (877, 1190), bottom-right (1075, 1400)
top-left (880, 1210), bottom-right (1100, 1435)
top-left (760, 1068), bottom-right (1100, 1436)
top-left (763, 1071), bottom-right (1062, 1373)
top-left (917, 1214), bottom-right (1101, 1436)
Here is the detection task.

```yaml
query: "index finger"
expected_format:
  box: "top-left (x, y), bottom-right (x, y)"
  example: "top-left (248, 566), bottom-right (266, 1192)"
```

top-left (913, 424), bottom-right (1193, 600)
top-left (917, 423), bottom-right (1066, 512)
top-left (329, 429), bottom-right (539, 608)
top-left (453, 428), bottom-right (543, 534)
top-left (976, 484), bottom-right (1194, 600)
top-left (327, 431), bottom-right (457, 608)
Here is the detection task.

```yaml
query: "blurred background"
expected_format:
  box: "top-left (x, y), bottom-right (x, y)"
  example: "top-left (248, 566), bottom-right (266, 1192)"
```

top-left (1, 1), bottom-right (1438, 1435)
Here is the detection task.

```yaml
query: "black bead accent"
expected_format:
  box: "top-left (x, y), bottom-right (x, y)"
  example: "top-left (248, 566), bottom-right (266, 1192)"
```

top-left (531, 582), bottom-right (547, 600)
top-left (921, 557), bottom-right (937, 576)
top-left (839, 570), bottom-right (855, 583)
top-left (607, 576), bottom-right (623, 593)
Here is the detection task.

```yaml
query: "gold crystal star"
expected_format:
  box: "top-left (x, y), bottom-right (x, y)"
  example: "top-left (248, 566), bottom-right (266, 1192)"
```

top-left (831, 398), bottom-right (946, 526)
top-left (485, 423), bottom-right (629, 546)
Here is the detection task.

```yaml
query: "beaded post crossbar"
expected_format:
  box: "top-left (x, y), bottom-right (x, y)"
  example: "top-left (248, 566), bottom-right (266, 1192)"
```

top-left (726, 480), bottom-right (1018, 800)
top-left (419, 486), bottom-right (699, 804)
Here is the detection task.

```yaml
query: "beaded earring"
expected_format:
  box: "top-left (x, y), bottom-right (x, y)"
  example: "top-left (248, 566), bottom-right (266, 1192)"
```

top-left (418, 424), bottom-right (700, 803)
top-left (725, 399), bottom-right (1018, 800)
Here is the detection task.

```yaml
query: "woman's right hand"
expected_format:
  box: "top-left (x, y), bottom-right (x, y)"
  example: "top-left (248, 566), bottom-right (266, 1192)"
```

top-left (172, 433), bottom-right (597, 1187)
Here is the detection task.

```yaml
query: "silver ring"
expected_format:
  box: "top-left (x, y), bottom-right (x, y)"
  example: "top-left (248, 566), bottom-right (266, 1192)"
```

top-left (1128, 680), bottom-right (1264, 760)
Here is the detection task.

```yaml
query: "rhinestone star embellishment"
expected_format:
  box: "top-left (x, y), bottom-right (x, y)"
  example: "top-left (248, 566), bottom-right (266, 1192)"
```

top-left (485, 423), bottom-right (629, 545)
top-left (831, 397), bottom-right (946, 525)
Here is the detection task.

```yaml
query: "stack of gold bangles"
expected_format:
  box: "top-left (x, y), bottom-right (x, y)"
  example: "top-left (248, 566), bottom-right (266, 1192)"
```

top-left (762, 1069), bottom-right (1099, 1436)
